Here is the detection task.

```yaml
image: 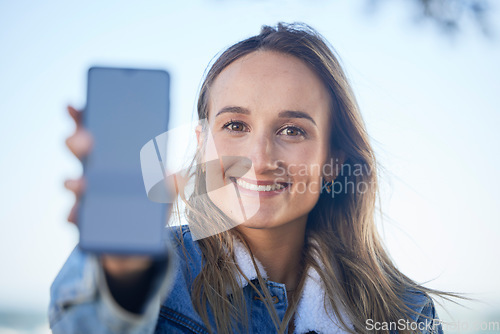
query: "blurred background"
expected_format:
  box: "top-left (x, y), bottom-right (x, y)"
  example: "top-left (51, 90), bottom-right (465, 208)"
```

top-left (1, 0), bottom-right (499, 333)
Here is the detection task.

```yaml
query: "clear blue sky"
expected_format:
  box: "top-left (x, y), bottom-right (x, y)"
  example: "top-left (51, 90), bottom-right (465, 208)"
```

top-left (1, 0), bottom-right (499, 328)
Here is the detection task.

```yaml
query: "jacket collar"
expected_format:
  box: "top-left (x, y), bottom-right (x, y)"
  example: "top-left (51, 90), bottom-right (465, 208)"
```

top-left (233, 238), bottom-right (351, 334)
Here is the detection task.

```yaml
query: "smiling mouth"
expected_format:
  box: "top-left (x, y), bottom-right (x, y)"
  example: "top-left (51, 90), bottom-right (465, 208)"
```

top-left (230, 177), bottom-right (290, 192)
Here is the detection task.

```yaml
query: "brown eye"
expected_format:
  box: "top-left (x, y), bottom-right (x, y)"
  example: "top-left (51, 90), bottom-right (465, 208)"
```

top-left (230, 123), bottom-right (243, 131)
top-left (279, 126), bottom-right (304, 137)
top-left (224, 121), bottom-right (247, 132)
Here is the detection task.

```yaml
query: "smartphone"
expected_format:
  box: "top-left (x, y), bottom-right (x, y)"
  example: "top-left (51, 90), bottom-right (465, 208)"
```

top-left (78, 66), bottom-right (170, 256)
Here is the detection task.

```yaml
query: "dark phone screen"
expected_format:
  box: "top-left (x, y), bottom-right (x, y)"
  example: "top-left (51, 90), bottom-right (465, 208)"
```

top-left (79, 67), bottom-right (170, 255)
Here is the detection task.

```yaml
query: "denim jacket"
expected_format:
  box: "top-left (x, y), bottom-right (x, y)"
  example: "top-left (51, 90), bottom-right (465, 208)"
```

top-left (49, 226), bottom-right (443, 333)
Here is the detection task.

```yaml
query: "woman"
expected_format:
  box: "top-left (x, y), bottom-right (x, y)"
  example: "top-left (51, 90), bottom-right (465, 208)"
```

top-left (51, 23), bottom-right (444, 333)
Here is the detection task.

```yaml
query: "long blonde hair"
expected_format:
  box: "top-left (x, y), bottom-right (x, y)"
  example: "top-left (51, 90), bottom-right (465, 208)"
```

top-left (174, 22), bottom-right (446, 334)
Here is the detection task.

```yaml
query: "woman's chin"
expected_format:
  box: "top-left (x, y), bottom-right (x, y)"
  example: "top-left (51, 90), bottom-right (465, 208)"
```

top-left (233, 214), bottom-right (284, 230)
top-left (235, 221), bottom-right (273, 230)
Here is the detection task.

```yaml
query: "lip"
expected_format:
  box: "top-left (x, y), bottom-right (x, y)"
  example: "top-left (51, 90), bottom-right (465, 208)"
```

top-left (230, 177), bottom-right (290, 197)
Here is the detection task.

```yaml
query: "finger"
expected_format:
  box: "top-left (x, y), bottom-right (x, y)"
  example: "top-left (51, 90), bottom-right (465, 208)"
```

top-left (65, 128), bottom-right (93, 161)
top-left (67, 105), bottom-right (83, 128)
top-left (67, 202), bottom-right (79, 225)
top-left (64, 178), bottom-right (86, 197)
top-left (64, 178), bottom-right (85, 225)
top-left (101, 255), bottom-right (153, 277)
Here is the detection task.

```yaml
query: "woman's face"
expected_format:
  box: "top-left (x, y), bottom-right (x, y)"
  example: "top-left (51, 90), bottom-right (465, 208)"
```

top-left (202, 50), bottom-right (332, 231)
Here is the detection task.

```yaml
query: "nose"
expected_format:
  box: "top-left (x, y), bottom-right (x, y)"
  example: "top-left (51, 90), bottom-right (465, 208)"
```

top-left (248, 132), bottom-right (278, 174)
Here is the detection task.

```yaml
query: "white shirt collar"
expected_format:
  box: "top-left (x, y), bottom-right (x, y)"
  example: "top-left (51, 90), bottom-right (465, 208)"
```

top-left (233, 238), bottom-right (351, 334)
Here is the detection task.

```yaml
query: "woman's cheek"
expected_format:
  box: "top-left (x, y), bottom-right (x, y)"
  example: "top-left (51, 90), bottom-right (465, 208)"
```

top-left (287, 158), bottom-right (324, 195)
top-left (211, 135), bottom-right (239, 158)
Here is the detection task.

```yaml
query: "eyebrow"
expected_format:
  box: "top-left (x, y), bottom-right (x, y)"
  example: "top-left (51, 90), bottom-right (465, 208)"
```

top-left (215, 106), bottom-right (250, 117)
top-left (215, 106), bottom-right (317, 126)
top-left (278, 110), bottom-right (317, 126)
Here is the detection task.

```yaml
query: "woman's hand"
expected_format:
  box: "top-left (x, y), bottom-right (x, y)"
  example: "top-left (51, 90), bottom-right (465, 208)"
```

top-left (64, 106), bottom-right (92, 224)
top-left (63, 105), bottom-right (153, 281)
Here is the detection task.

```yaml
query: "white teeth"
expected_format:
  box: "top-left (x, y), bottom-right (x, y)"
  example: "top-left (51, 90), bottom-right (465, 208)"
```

top-left (236, 179), bottom-right (285, 192)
